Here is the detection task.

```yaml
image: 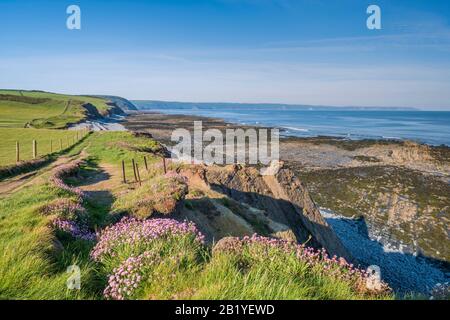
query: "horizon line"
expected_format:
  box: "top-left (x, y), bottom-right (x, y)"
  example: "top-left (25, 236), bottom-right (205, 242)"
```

top-left (2, 88), bottom-right (449, 111)
top-left (131, 99), bottom-right (450, 112)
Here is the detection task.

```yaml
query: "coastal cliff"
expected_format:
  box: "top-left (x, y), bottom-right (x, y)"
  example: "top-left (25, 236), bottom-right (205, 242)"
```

top-left (123, 112), bottom-right (450, 295)
top-left (94, 95), bottom-right (138, 112)
top-left (172, 163), bottom-right (352, 261)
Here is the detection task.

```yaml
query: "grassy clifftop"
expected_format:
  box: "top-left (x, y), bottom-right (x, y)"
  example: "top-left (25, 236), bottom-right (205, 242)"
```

top-left (0, 131), bottom-right (393, 300)
top-left (0, 90), bottom-right (115, 129)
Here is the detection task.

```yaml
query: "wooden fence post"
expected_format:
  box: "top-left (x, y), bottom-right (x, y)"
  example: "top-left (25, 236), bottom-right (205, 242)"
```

top-left (163, 157), bottom-right (167, 174)
top-left (136, 163), bottom-right (142, 186)
top-left (132, 159), bottom-right (138, 183)
top-left (32, 140), bottom-right (37, 159)
top-left (122, 160), bottom-right (126, 183)
top-left (50, 140), bottom-right (53, 153)
top-left (16, 141), bottom-right (20, 162)
top-left (144, 156), bottom-right (148, 172)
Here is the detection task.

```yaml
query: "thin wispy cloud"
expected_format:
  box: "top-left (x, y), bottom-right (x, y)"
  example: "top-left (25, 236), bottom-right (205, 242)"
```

top-left (0, 0), bottom-right (449, 109)
top-left (2, 51), bottom-right (449, 109)
top-left (260, 32), bottom-right (450, 52)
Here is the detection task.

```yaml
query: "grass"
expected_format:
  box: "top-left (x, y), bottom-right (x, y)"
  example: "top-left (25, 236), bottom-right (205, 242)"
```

top-left (0, 128), bottom-right (86, 166)
top-left (95, 229), bottom-right (392, 300)
top-left (0, 183), bottom-right (98, 299)
top-left (0, 90), bottom-right (112, 129)
top-left (0, 98), bottom-right (68, 128)
top-left (68, 131), bottom-right (164, 174)
top-left (114, 175), bottom-right (188, 218)
top-left (188, 252), bottom-right (360, 300)
top-left (0, 131), bottom-right (165, 299)
top-left (0, 187), bottom-right (394, 300)
top-left (0, 131), bottom-right (396, 300)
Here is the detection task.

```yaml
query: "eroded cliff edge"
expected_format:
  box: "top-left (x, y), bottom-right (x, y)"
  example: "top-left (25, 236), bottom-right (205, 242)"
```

top-left (174, 163), bottom-right (353, 262)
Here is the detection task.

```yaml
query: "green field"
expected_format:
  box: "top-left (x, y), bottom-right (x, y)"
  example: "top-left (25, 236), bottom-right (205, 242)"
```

top-left (0, 90), bottom-right (112, 129)
top-left (0, 128), bottom-right (85, 166)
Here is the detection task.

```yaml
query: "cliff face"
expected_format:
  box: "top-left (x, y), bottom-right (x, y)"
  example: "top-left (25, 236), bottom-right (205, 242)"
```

top-left (82, 103), bottom-right (104, 119)
top-left (95, 95), bottom-right (138, 112)
top-left (287, 139), bottom-right (450, 262)
top-left (176, 164), bottom-right (353, 262)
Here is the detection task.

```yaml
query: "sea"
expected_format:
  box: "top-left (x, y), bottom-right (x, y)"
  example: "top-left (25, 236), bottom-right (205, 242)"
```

top-left (133, 101), bottom-right (450, 146)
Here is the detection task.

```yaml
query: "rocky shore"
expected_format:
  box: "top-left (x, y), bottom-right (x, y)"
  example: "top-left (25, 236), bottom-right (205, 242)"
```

top-left (124, 111), bottom-right (450, 295)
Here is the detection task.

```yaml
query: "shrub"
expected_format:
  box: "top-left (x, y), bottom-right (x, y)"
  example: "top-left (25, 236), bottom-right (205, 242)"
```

top-left (93, 217), bottom-right (206, 299)
top-left (40, 198), bottom-right (95, 242)
top-left (91, 217), bottom-right (205, 270)
top-left (51, 218), bottom-right (96, 241)
top-left (211, 234), bottom-right (392, 298)
top-left (45, 163), bottom-right (98, 242)
top-left (49, 160), bottom-right (85, 198)
top-left (103, 251), bottom-right (161, 300)
top-left (114, 175), bottom-right (188, 218)
top-left (40, 198), bottom-right (86, 220)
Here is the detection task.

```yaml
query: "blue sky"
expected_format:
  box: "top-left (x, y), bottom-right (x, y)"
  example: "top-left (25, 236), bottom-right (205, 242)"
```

top-left (0, 0), bottom-right (450, 109)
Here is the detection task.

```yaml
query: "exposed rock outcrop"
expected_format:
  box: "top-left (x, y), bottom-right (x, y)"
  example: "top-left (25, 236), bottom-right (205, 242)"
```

top-left (82, 103), bottom-right (104, 119)
top-left (177, 164), bottom-right (352, 262)
top-left (104, 102), bottom-right (126, 116)
top-left (94, 95), bottom-right (138, 112)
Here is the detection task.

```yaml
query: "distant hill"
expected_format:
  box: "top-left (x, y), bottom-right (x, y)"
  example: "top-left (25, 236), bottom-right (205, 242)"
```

top-left (0, 90), bottom-right (134, 129)
top-left (133, 100), bottom-right (418, 111)
top-left (94, 95), bottom-right (138, 112)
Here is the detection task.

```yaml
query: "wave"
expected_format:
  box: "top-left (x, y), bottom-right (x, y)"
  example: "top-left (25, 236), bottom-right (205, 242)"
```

top-left (382, 136), bottom-right (403, 140)
top-left (319, 208), bottom-right (448, 295)
top-left (283, 126), bottom-right (310, 132)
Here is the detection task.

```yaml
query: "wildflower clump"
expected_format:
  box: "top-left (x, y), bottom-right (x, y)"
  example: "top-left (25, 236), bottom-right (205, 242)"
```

top-left (51, 217), bottom-right (96, 241)
top-left (40, 198), bottom-right (86, 220)
top-left (45, 161), bottom-right (96, 241)
top-left (49, 160), bottom-right (85, 198)
top-left (44, 198), bottom-right (95, 241)
top-left (93, 217), bottom-right (206, 298)
top-left (103, 251), bottom-right (162, 300)
top-left (91, 217), bottom-right (205, 264)
top-left (213, 234), bottom-right (392, 297)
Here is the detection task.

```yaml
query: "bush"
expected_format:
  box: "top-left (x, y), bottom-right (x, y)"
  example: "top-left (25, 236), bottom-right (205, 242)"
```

top-left (39, 198), bottom-right (85, 220)
top-left (91, 217), bottom-right (205, 272)
top-left (49, 160), bottom-right (85, 198)
top-left (114, 175), bottom-right (188, 218)
top-left (207, 235), bottom-right (392, 299)
top-left (45, 161), bottom-right (97, 242)
top-left (95, 224), bottom-right (393, 300)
